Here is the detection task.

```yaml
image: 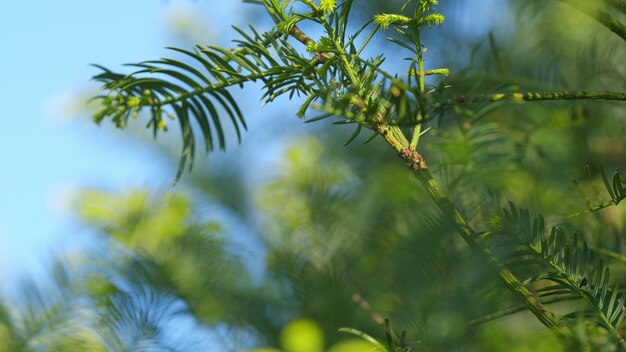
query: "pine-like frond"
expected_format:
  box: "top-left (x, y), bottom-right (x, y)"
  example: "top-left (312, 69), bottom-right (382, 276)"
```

top-left (427, 122), bottom-right (515, 206)
top-left (572, 165), bottom-right (626, 215)
top-left (1, 260), bottom-right (109, 351)
top-left (91, 0), bottom-right (456, 177)
top-left (496, 202), bottom-right (626, 348)
top-left (91, 26), bottom-right (311, 182)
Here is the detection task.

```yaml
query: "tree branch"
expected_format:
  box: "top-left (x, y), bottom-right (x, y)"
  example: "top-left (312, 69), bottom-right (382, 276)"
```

top-left (457, 91), bottom-right (626, 104)
top-left (274, 14), bottom-right (588, 346)
top-left (375, 123), bottom-right (582, 346)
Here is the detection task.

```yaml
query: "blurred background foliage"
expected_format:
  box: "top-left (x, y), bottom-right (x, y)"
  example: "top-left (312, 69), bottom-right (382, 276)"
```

top-left (1, 0), bottom-right (626, 350)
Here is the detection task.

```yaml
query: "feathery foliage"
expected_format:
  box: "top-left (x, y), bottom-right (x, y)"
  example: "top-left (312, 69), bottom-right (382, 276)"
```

top-left (91, 0), bottom-right (455, 181)
top-left (491, 203), bottom-right (626, 348)
top-left (17, 0), bottom-right (624, 350)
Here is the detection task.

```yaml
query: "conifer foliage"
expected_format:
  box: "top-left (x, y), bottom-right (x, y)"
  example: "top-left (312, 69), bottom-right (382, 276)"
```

top-left (61, 0), bottom-right (626, 350)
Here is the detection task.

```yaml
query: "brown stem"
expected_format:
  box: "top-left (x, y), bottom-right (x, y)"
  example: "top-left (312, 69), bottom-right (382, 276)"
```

top-left (277, 24), bottom-right (332, 64)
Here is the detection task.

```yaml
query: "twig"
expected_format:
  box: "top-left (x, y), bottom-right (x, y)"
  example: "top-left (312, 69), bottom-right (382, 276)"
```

top-left (287, 16), bottom-right (586, 348)
top-left (456, 91), bottom-right (626, 104)
top-left (352, 293), bottom-right (385, 325)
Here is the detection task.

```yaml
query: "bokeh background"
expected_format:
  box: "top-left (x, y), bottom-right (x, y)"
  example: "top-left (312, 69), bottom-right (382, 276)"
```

top-left (1, 0), bottom-right (625, 350)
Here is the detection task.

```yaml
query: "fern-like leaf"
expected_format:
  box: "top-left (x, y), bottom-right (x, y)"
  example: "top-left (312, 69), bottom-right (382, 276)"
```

top-left (91, 26), bottom-right (310, 182)
top-left (571, 165), bottom-right (626, 216)
top-left (498, 203), bottom-right (626, 348)
top-left (91, 1), bottom-right (456, 181)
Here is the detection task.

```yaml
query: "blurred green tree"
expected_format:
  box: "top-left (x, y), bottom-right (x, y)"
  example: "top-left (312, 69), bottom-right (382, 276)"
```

top-left (3, 0), bottom-right (626, 351)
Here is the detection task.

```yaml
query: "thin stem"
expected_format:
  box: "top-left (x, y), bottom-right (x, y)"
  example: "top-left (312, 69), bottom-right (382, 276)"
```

top-left (468, 296), bottom-right (581, 327)
top-left (410, 124), bottom-right (422, 150)
top-left (376, 125), bottom-right (582, 346)
top-left (458, 91), bottom-right (626, 103)
top-left (410, 29), bottom-right (426, 150)
top-left (287, 25), bottom-right (333, 64)
top-left (377, 124), bottom-right (409, 153)
top-left (562, 199), bottom-right (623, 222)
top-left (335, 42), bottom-right (361, 88)
top-left (284, 17), bottom-right (582, 346)
top-left (154, 69), bottom-right (285, 107)
top-left (529, 243), bottom-right (626, 348)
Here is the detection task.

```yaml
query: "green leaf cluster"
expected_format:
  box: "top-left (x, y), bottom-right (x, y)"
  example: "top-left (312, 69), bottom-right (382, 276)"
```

top-left (90, 0), bottom-right (458, 181)
top-left (4, 0), bottom-right (626, 350)
top-left (493, 203), bottom-right (626, 349)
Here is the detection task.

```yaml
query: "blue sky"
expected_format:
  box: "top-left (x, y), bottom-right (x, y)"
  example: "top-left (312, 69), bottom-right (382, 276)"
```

top-left (0, 0), bottom-right (513, 347)
top-left (0, 0), bottom-right (247, 288)
top-left (0, 0), bottom-right (509, 291)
